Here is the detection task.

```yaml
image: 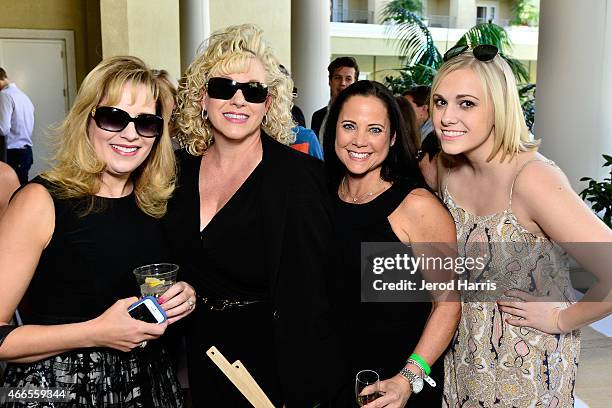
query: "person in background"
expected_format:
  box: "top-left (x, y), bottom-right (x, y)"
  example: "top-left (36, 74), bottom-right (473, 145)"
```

top-left (278, 64), bottom-right (324, 160)
top-left (324, 80), bottom-right (460, 407)
top-left (402, 85), bottom-right (433, 141)
top-left (403, 86), bottom-right (440, 191)
top-left (0, 56), bottom-right (195, 407)
top-left (169, 24), bottom-right (343, 407)
top-left (394, 95), bottom-right (420, 151)
top-left (0, 67), bottom-right (35, 185)
top-left (311, 56), bottom-right (359, 141)
top-left (432, 45), bottom-right (612, 407)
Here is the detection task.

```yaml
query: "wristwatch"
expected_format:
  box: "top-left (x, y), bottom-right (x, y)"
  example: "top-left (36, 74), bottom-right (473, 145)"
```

top-left (399, 367), bottom-right (424, 394)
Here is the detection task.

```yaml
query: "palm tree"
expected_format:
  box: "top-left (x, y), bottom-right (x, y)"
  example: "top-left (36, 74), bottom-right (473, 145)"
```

top-left (381, 0), bottom-right (530, 90)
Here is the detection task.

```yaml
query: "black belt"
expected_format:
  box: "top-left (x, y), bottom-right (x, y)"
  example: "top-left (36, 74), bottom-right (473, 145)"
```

top-left (199, 296), bottom-right (263, 311)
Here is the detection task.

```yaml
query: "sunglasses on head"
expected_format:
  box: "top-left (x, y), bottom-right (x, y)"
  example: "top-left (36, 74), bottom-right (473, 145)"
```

top-left (91, 106), bottom-right (163, 138)
top-left (443, 44), bottom-right (499, 62)
top-left (206, 77), bottom-right (269, 104)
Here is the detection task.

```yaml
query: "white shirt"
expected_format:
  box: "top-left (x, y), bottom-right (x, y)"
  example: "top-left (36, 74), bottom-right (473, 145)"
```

top-left (0, 83), bottom-right (35, 149)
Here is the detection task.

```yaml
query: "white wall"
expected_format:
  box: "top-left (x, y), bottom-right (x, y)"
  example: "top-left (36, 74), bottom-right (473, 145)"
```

top-left (535, 0), bottom-right (612, 191)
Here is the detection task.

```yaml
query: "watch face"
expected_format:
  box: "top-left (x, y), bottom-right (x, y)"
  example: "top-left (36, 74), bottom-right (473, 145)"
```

top-left (412, 377), bottom-right (424, 394)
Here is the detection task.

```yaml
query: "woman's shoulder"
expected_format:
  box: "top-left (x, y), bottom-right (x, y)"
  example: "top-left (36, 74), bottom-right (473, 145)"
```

top-left (392, 185), bottom-right (456, 242)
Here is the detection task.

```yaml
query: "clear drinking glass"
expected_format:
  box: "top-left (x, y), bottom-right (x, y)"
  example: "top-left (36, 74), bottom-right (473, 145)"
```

top-left (355, 369), bottom-right (381, 406)
top-left (133, 263), bottom-right (179, 298)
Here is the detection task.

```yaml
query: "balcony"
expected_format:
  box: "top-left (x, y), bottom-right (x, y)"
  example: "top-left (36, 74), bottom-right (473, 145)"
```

top-left (476, 17), bottom-right (511, 27)
top-left (331, 6), bottom-right (374, 24)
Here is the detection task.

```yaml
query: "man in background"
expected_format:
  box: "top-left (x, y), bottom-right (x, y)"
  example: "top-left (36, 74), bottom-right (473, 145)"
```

top-left (0, 67), bottom-right (35, 185)
top-left (311, 57), bottom-right (359, 142)
top-left (402, 85), bottom-right (433, 141)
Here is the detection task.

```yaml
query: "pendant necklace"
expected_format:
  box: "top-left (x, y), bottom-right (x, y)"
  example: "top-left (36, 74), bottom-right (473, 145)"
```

top-left (341, 176), bottom-right (387, 203)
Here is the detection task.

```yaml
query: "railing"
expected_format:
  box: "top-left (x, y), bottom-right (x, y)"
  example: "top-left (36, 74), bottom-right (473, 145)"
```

top-left (476, 17), bottom-right (511, 27)
top-left (331, 7), bottom-right (374, 24)
top-left (424, 15), bottom-right (457, 28)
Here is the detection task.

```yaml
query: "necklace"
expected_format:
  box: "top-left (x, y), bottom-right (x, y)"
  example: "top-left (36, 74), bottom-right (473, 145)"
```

top-left (341, 176), bottom-right (387, 203)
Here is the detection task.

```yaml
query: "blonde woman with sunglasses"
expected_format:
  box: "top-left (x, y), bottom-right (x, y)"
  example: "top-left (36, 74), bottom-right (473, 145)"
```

top-left (0, 56), bottom-right (195, 407)
top-left (168, 25), bottom-right (344, 407)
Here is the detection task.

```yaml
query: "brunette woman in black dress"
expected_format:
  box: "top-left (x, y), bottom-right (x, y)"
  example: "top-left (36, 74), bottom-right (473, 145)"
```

top-left (324, 81), bottom-right (460, 407)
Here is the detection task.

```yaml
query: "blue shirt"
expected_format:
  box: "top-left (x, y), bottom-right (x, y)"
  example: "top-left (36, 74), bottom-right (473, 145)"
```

top-left (0, 83), bottom-right (35, 149)
top-left (290, 126), bottom-right (324, 160)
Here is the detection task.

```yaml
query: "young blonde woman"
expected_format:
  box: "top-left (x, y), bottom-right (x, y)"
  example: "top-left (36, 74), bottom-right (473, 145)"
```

top-left (0, 56), bottom-right (195, 407)
top-left (431, 45), bottom-right (612, 407)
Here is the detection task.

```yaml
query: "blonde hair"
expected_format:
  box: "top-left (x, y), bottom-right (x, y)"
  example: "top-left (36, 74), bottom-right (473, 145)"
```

top-left (175, 24), bottom-right (295, 155)
top-left (431, 51), bottom-right (539, 164)
top-left (42, 56), bottom-right (176, 218)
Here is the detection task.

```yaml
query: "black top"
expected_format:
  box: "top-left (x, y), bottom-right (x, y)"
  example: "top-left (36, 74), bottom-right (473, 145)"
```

top-left (333, 178), bottom-right (443, 403)
top-left (198, 160), bottom-right (267, 300)
top-left (311, 105), bottom-right (328, 137)
top-left (21, 177), bottom-right (171, 325)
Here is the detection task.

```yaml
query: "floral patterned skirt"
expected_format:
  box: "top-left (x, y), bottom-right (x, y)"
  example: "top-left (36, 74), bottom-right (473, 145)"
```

top-left (1, 342), bottom-right (183, 408)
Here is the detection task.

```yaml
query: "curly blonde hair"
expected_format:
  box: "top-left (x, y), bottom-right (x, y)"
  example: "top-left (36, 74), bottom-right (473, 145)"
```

top-left (175, 24), bottom-right (295, 156)
top-left (42, 56), bottom-right (176, 218)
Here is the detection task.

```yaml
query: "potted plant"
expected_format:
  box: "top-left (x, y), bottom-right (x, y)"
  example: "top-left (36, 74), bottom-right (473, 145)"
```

top-left (579, 154), bottom-right (612, 228)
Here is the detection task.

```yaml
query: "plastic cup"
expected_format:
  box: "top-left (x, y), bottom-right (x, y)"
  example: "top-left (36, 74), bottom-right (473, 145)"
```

top-left (133, 263), bottom-right (179, 298)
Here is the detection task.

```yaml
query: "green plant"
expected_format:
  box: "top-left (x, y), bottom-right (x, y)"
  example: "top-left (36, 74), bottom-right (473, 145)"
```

top-left (511, 0), bottom-right (539, 26)
top-left (579, 155), bottom-right (612, 228)
top-left (518, 83), bottom-right (536, 132)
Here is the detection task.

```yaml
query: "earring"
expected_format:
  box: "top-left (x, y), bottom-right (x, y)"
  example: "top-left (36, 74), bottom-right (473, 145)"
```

top-left (390, 135), bottom-right (396, 147)
top-left (262, 113), bottom-right (268, 126)
top-left (201, 109), bottom-right (208, 121)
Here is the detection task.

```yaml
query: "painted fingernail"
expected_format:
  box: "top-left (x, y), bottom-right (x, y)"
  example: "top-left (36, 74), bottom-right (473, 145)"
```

top-left (158, 296), bottom-right (166, 304)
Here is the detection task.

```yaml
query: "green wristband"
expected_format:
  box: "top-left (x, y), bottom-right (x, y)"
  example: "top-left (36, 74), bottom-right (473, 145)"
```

top-left (408, 353), bottom-right (431, 376)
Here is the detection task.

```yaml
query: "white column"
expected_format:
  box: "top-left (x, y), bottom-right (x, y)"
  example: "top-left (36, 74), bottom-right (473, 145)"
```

top-left (535, 0), bottom-right (612, 191)
top-left (291, 0), bottom-right (331, 128)
top-left (450, 0), bottom-right (476, 28)
top-left (180, 0), bottom-right (210, 73)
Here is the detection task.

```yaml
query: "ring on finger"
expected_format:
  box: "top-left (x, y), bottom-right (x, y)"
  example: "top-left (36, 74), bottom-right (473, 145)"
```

top-left (187, 297), bottom-right (195, 311)
top-left (139, 341), bottom-right (148, 349)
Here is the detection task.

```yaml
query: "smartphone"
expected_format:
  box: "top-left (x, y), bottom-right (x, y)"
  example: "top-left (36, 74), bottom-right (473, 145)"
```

top-left (128, 296), bottom-right (167, 324)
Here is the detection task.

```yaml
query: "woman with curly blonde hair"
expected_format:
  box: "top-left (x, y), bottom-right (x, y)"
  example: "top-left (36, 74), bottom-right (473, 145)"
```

top-left (165, 24), bottom-right (344, 406)
top-left (0, 56), bottom-right (196, 407)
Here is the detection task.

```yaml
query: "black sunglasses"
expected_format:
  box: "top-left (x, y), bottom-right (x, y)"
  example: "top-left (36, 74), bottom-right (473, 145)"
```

top-left (443, 44), bottom-right (499, 62)
top-left (206, 77), bottom-right (269, 104)
top-left (91, 106), bottom-right (163, 138)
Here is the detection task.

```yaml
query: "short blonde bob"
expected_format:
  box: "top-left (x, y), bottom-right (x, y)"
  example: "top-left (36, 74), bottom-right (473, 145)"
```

top-left (431, 51), bottom-right (539, 163)
top-left (175, 24), bottom-right (295, 155)
top-left (43, 56), bottom-right (176, 218)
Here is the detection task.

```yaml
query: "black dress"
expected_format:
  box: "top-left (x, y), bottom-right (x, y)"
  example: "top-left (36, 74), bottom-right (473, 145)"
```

top-left (1, 177), bottom-right (183, 407)
top-left (333, 178), bottom-right (444, 406)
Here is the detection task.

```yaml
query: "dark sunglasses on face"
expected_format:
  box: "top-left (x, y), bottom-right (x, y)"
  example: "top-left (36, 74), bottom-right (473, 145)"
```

top-left (206, 77), bottom-right (269, 104)
top-left (90, 106), bottom-right (163, 138)
top-left (443, 44), bottom-right (499, 62)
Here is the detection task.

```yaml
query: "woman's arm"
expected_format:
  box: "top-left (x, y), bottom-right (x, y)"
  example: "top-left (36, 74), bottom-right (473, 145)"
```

top-left (0, 162), bottom-right (20, 219)
top-left (499, 161), bottom-right (612, 333)
top-left (0, 184), bottom-right (167, 363)
top-left (367, 188), bottom-right (460, 408)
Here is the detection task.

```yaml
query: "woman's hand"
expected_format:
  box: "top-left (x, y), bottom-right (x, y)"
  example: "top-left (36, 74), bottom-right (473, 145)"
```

top-left (90, 297), bottom-right (168, 352)
top-left (497, 289), bottom-right (567, 334)
top-left (362, 374), bottom-right (412, 408)
top-left (158, 281), bottom-right (197, 324)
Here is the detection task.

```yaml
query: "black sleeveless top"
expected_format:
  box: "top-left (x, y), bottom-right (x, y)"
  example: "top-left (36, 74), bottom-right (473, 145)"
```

top-left (21, 177), bottom-right (171, 325)
top-left (333, 178), bottom-right (443, 403)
